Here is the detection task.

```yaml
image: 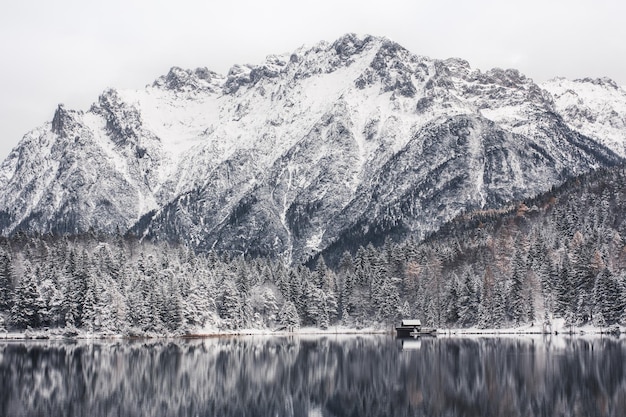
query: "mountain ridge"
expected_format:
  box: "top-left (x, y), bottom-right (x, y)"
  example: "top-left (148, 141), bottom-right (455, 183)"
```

top-left (0, 34), bottom-right (624, 264)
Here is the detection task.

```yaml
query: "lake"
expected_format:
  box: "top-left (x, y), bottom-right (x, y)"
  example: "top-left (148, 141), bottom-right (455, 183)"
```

top-left (1, 335), bottom-right (625, 417)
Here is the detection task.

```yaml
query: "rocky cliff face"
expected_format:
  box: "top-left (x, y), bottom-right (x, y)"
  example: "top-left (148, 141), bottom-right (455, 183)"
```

top-left (542, 77), bottom-right (626, 157)
top-left (0, 34), bottom-right (622, 263)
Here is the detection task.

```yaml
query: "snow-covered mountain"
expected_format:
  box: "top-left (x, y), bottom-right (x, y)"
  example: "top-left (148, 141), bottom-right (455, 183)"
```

top-left (542, 77), bottom-right (626, 157)
top-left (0, 34), bottom-right (623, 264)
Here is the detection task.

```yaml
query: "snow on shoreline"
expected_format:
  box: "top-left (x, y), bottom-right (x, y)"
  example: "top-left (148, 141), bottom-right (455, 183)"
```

top-left (0, 326), bottom-right (388, 341)
top-left (1, 320), bottom-right (624, 341)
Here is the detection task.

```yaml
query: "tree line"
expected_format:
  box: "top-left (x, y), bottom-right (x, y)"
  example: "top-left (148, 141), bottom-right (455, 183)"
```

top-left (1, 165), bottom-right (626, 334)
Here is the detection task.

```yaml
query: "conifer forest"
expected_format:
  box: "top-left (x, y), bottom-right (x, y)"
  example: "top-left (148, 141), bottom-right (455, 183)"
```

top-left (1, 165), bottom-right (626, 335)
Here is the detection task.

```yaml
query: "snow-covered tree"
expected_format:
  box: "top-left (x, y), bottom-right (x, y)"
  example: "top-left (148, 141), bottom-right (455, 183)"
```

top-left (277, 300), bottom-right (300, 330)
top-left (594, 269), bottom-right (623, 326)
top-left (219, 280), bottom-right (242, 329)
top-left (10, 261), bottom-right (41, 329)
top-left (0, 247), bottom-right (13, 311)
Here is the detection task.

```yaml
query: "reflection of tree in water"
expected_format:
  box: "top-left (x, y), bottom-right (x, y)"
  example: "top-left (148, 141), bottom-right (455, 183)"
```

top-left (0, 337), bottom-right (625, 416)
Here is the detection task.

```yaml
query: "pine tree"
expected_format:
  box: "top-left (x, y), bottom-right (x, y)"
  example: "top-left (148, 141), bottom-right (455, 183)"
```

top-left (376, 278), bottom-right (400, 323)
top-left (618, 271), bottom-right (626, 325)
top-left (184, 274), bottom-right (214, 328)
top-left (109, 285), bottom-right (128, 333)
top-left (508, 251), bottom-right (528, 324)
top-left (458, 269), bottom-right (479, 327)
top-left (82, 277), bottom-right (97, 332)
top-left (314, 256), bottom-right (331, 291)
top-left (304, 282), bottom-right (321, 326)
top-left (555, 255), bottom-right (575, 318)
top-left (165, 292), bottom-right (184, 332)
top-left (539, 260), bottom-right (558, 319)
top-left (317, 297), bottom-right (330, 330)
top-left (93, 279), bottom-right (115, 332)
top-left (354, 246), bottom-right (371, 287)
top-left (235, 261), bottom-right (251, 297)
top-left (338, 251), bottom-right (355, 275)
top-left (478, 267), bottom-right (495, 328)
top-left (126, 272), bottom-right (148, 331)
top-left (291, 267), bottom-right (308, 319)
top-left (387, 243), bottom-right (406, 282)
top-left (324, 290), bottom-right (338, 325)
top-left (37, 273), bottom-right (62, 328)
top-left (275, 266), bottom-right (290, 301)
top-left (0, 248), bottom-right (13, 311)
top-left (400, 300), bottom-right (411, 319)
top-left (445, 273), bottom-right (460, 326)
top-left (403, 261), bottom-right (421, 302)
top-left (594, 269), bottom-right (623, 325)
top-left (278, 300), bottom-right (300, 330)
top-left (492, 281), bottom-right (507, 328)
top-left (220, 280), bottom-right (241, 329)
top-left (240, 298), bottom-right (254, 329)
top-left (569, 236), bottom-right (594, 324)
top-left (337, 251), bottom-right (355, 320)
top-left (63, 248), bottom-right (87, 327)
top-left (10, 262), bottom-right (41, 329)
top-left (339, 270), bottom-right (356, 320)
top-left (146, 281), bottom-right (166, 332)
top-left (260, 288), bottom-right (279, 325)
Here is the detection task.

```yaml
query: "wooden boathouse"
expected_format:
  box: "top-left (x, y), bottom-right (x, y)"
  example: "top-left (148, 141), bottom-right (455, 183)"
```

top-left (395, 319), bottom-right (436, 337)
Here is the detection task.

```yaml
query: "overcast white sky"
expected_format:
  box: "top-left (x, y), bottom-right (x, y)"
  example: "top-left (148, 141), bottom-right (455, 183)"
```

top-left (1, 0), bottom-right (624, 161)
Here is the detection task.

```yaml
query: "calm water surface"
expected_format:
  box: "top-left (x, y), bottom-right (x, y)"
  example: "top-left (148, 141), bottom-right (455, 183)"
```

top-left (1, 335), bottom-right (625, 417)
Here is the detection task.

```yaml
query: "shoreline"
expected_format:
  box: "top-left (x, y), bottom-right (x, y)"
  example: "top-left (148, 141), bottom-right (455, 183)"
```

top-left (1, 322), bottom-right (624, 341)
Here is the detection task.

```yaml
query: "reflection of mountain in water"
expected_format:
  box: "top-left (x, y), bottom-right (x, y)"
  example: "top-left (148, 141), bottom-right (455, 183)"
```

top-left (0, 337), bottom-right (625, 417)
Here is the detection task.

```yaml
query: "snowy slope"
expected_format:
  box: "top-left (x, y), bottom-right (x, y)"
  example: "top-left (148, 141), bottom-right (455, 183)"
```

top-left (130, 35), bottom-right (622, 263)
top-left (0, 34), bottom-right (623, 263)
top-left (542, 77), bottom-right (626, 157)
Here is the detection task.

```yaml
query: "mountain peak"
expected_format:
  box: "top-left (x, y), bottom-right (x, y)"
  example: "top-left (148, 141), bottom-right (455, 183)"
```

top-left (51, 103), bottom-right (82, 136)
top-left (331, 33), bottom-right (378, 59)
top-left (574, 77), bottom-right (620, 90)
top-left (483, 68), bottom-right (529, 87)
top-left (152, 66), bottom-right (225, 93)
